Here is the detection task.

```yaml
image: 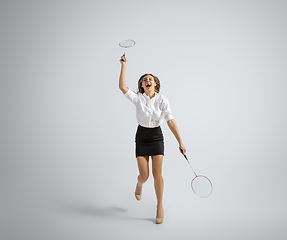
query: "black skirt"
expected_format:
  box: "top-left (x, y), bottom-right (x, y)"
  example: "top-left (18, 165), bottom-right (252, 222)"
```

top-left (135, 125), bottom-right (164, 157)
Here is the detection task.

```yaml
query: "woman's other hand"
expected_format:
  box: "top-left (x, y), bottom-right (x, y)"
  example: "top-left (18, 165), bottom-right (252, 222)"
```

top-left (179, 143), bottom-right (186, 155)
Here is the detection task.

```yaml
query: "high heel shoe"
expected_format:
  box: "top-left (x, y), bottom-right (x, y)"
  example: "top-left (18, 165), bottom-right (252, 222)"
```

top-left (135, 183), bottom-right (142, 201)
top-left (156, 208), bottom-right (164, 224)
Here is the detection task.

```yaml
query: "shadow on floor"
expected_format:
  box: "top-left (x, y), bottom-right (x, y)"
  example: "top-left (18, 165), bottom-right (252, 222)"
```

top-left (59, 204), bottom-right (155, 224)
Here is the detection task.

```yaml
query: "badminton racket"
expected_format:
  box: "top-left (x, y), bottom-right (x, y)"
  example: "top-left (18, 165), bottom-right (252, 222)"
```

top-left (181, 150), bottom-right (213, 198)
top-left (119, 39), bottom-right (136, 60)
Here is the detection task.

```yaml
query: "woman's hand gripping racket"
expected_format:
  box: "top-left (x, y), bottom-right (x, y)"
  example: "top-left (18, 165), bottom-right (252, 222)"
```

top-left (180, 149), bottom-right (213, 198)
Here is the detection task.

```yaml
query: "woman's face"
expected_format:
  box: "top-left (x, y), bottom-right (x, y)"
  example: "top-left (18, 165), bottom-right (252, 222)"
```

top-left (141, 75), bottom-right (156, 93)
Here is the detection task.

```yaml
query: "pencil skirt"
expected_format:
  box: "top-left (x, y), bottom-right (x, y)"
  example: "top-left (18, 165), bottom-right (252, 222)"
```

top-left (135, 125), bottom-right (164, 158)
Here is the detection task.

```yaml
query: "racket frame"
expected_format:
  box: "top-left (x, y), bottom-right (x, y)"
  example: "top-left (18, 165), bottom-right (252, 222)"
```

top-left (119, 39), bottom-right (136, 48)
top-left (182, 152), bottom-right (213, 198)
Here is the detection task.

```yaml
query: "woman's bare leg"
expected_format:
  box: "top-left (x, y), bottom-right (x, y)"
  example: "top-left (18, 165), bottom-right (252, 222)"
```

top-left (151, 155), bottom-right (164, 221)
top-left (135, 156), bottom-right (149, 199)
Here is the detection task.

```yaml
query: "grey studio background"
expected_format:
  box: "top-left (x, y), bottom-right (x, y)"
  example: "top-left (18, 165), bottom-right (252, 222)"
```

top-left (0, 0), bottom-right (287, 240)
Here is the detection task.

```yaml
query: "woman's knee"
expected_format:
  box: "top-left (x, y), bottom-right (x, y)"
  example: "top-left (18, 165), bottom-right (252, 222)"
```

top-left (151, 155), bottom-right (163, 179)
top-left (141, 171), bottom-right (149, 181)
top-left (152, 169), bottom-right (162, 179)
top-left (137, 156), bottom-right (149, 182)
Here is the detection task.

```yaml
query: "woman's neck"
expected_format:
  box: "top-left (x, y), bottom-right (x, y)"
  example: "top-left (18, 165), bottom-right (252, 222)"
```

top-left (145, 90), bottom-right (156, 99)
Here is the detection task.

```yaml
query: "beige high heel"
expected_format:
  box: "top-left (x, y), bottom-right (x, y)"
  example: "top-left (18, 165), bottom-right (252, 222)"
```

top-left (156, 207), bottom-right (164, 224)
top-left (135, 183), bottom-right (142, 201)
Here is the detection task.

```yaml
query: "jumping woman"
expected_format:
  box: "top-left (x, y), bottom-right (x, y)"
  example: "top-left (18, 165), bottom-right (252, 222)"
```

top-left (119, 55), bottom-right (186, 224)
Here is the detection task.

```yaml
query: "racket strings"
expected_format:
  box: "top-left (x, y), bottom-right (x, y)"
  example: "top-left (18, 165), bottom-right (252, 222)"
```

top-left (119, 39), bottom-right (136, 48)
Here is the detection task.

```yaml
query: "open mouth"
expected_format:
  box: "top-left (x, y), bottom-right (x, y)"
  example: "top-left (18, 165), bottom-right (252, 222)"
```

top-left (146, 84), bottom-right (151, 88)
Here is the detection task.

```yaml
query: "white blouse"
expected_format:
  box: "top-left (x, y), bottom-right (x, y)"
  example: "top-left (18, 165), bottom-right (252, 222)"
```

top-left (124, 88), bottom-right (174, 128)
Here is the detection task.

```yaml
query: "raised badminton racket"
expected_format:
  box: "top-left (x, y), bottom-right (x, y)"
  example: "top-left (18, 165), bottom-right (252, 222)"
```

top-left (119, 39), bottom-right (136, 60)
top-left (181, 150), bottom-right (213, 198)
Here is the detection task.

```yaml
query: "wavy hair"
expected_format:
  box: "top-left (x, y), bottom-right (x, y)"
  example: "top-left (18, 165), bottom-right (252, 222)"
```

top-left (137, 74), bottom-right (161, 94)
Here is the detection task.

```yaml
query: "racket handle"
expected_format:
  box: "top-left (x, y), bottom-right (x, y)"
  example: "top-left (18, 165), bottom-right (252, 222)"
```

top-left (121, 53), bottom-right (126, 62)
top-left (180, 149), bottom-right (198, 177)
top-left (183, 154), bottom-right (189, 162)
top-left (180, 148), bottom-right (186, 156)
top-left (180, 149), bottom-right (189, 161)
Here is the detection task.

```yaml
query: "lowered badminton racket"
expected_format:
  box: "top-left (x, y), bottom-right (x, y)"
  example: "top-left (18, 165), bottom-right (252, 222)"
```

top-left (119, 39), bottom-right (136, 60)
top-left (181, 150), bottom-right (213, 198)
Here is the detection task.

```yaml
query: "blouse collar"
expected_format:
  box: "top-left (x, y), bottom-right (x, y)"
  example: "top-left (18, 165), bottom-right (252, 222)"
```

top-left (143, 91), bottom-right (158, 100)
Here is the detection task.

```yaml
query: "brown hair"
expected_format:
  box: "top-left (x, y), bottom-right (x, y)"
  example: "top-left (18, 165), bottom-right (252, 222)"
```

top-left (137, 74), bottom-right (161, 94)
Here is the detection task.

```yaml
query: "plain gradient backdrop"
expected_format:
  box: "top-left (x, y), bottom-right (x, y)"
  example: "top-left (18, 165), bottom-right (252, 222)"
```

top-left (1, 0), bottom-right (287, 239)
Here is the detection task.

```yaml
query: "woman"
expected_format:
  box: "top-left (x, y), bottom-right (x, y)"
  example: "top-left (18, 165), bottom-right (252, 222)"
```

top-left (119, 55), bottom-right (186, 224)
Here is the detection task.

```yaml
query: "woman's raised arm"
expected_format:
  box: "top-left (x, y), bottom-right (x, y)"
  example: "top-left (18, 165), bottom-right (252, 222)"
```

top-left (119, 55), bottom-right (129, 94)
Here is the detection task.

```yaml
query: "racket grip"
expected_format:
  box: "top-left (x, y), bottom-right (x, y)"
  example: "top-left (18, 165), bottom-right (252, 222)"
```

top-left (180, 149), bottom-right (189, 161)
top-left (121, 56), bottom-right (125, 62)
top-left (120, 53), bottom-right (126, 62)
top-left (180, 148), bottom-right (185, 156)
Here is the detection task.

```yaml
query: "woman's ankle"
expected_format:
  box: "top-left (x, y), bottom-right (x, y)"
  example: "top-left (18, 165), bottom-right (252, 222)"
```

top-left (157, 203), bottom-right (163, 209)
